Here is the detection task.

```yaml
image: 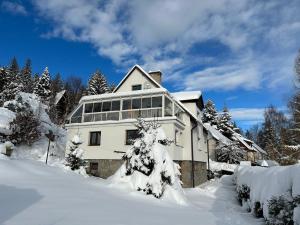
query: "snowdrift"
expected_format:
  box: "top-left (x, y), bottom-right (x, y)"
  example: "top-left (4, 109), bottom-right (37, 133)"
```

top-left (235, 165), bottom-right (300, 224)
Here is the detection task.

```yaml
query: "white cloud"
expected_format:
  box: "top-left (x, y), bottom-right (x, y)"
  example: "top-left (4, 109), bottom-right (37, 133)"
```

top-left (30, 0), bottom-right (300, 91)
top-left (1, 1), bottom-right (27, 15)
top-left (230, 108), bottom-right (265, 122)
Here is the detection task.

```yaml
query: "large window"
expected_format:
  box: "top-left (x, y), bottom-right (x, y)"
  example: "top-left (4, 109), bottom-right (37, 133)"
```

top-left (90, 131), bottom-right (101, 146)
top-left (71, 105), bottom-right (83, 123)
top-left (125, 130), bottom-right (140, 145)
top-left (164, 96), bottom-right (173, 117)
top-left (152, 96), bottom-right (162, 107)
top-left (132, 84), bottom-right (142, 91)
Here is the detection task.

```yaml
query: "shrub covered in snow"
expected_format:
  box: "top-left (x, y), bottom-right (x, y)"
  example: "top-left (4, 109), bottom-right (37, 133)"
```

top-left (65, 135), bottom-right (86, 172)
top-left (216, 142), bottom-right (245, 164)
top-left (235, 165), bottom-right (300, 225)
top-left (110, 119), bottom-right (185, 203)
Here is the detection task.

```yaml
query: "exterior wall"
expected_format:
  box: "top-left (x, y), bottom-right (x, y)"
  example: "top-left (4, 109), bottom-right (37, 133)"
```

top-left (86, 159), bottom-right (207, 188)
top-left (65, 118), bottom-right (186, 161)
top-left (207, 139), bottom-right (218, 161)
top-left (116, 69), bottom-right (157, 93)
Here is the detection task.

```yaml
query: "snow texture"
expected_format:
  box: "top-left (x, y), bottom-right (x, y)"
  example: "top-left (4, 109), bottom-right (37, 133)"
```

top-left (171, 91), bottom-right (202, 101)
top-left (204, 123), bottom-right (232, 145)
top-left (0, 158), bottom-right (262, 225)
top-left (0, 107), bottom-right (15, 135)
top-left (235, 165), bottom-right (300, 223)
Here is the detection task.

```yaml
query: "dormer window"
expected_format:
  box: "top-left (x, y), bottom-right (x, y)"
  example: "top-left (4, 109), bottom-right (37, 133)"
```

top-left (132, 84), bottom-right (142, 91)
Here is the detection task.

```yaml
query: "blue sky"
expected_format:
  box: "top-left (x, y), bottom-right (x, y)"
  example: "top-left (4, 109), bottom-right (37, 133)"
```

top-left (0, 0), bottom-right (299, 130)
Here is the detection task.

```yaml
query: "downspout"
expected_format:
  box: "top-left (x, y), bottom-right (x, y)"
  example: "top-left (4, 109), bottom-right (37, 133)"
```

top-left (207, 138), bottom-right (210, 172)
top-left (190, 122), bottom-right (197, 188)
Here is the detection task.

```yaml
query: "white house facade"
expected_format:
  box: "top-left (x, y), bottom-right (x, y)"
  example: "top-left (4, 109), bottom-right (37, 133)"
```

top-left (65, 65), bottom-right (208, 187)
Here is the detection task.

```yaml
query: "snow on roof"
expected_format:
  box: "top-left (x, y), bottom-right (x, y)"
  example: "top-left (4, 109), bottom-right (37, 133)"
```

top-left (203, 123), bottom-right (232, 145)
top-left (252, 143), bottom-right (267, 155)
top-left (54, 90), bottom-right (66, 105)
top-left (0, 107), bottom-right (16, 135)
top-left (80, 88), bottom-right (168, 103)
top-left (232, 133), bottom-right (266, 155)
top-left (171, 91), bottom-right (202, 101)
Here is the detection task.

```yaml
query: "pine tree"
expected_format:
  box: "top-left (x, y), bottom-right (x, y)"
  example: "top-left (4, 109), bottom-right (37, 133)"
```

top-left (86, 70), bottom-right (109, 95)
top-left (217, 107), bottom-right (234, 138)
top-left (20, 59), bottom-right (33, 93)
top-left (34, 67), bottom-right (52, 103)
top-left (65, 135), bottom-right (86, 171)
top-left (202, 99), bottom-right (218, 125)
top-left (0, 67), bottom-right (8, 94)
top-left (9, 57), bottom-right (19, 76)
top-left (114, 118), bottom-right (182, 198)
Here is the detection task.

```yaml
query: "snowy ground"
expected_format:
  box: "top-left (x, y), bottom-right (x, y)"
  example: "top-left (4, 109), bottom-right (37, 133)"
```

top-left (0, 157), bottom-right (263, 225)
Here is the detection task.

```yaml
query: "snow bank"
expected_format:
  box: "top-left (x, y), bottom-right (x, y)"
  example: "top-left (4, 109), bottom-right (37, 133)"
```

top-left (235, 165), bottom-right (300, 223)
top-left (0, 107), bottom-right (15, 135)
top-left (209, 160), bottom-right (237, 172)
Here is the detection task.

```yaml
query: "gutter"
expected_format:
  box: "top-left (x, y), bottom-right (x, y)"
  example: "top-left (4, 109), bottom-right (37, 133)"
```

top-left (190, 121), bottom-right (197, 188)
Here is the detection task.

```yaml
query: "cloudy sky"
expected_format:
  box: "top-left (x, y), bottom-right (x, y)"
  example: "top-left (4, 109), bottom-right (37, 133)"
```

top-left (1, 0), bottom-right (299, 129)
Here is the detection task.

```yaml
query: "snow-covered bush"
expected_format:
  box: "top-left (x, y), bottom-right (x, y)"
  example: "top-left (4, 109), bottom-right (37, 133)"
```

top-left (65, 135), bottom-right (86, 172)
top-left (216, 142), bottom-right (245, 164)
top-left (110, 119), bottom-right (184, 202)
top-left (237, 184), bottom-right (250, 205)
top-left (235, 165), bottom-right (300, 224)
top-left (5, 94), bottom-right (40, 145)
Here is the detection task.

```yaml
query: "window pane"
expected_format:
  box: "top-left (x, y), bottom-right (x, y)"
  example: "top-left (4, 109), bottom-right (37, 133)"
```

top-left (152, 96), bottom-right (162, 107)
top-left (126, 130), bottom-right (140, 145)
top-left (142, 98), bottom-right (151, 108)
top-left (93, 102), bottom-right (102, 112)
top-left (111, 100), bottom-right (120, 111)
top-left (84, 103), bottom-right (93, 113)
top-left (71, 105), bottom-right (83, 123)
top-left (90, 132), bottom-right (101, 145)
top-left (132, 98), bottom-right (141, 109)
top-left (102, 101), bottom-right (111, 111)
top-left (132, 85), bottom-right (142, 91)
top-left (164, 96), bottom-right (173, 117)
top-left (122, 99), bottom-right (131, 110)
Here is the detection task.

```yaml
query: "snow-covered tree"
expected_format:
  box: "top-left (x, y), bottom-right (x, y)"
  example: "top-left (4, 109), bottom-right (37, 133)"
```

top-left (86, 70), bottom-right (109, 95)
top-left (34, 67), bottom-right (52, 103)
top-left (5, 94), bottom-right (40, 145)
top-left (216, 142), bottom-right (245, 164)
top-left (202, 99), bottom-right (218, 125)
top-left (217, 107), bottom-right (234, 138)
top-left (20, 59), bottom-right (33, 93)
top-left (65, 135), bottom-right (86, 171)
top-left (112, 118), bottom-right (182, 199)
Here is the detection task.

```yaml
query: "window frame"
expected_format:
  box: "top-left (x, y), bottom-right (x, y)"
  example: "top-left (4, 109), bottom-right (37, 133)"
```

top-left (125, 129), bottom-right (140, 145)
top-left (132, 84), bottom-right (142, 91)
top-left (89, 131), bottom-right (101, 146)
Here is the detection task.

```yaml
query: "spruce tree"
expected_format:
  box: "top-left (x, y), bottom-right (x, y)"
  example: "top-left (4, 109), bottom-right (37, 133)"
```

top-left (216, 141), bottom-right (245, 164)
top-left (20, 59), bottom-right (33, 93)
top-left (86, 70), bottom-right (109, 95)
top-left (113, 118), bottom-right (182, 198)
top-left (34, 67), bottom-right (52, 103)
top-left (202, 99), bottom-right (218, 126)
top-left (65, 135), bottom-right (86, 171)
top-left (217, 107), bottom-right (234, 138)
top-left (9, 57), bottom-right (19, 76)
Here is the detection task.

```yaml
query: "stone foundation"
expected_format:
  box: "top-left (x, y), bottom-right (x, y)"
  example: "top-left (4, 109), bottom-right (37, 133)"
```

top-left (86, 159), bottom-right (207, 188)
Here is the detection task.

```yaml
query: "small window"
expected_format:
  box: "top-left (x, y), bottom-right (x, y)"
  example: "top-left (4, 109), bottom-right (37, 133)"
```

top-left (126, 130), bottom-right (140, 145)
top-left (111, 100), bottom-right (120, 111)
top-left (85, 103), bottom-right (93, 113)
top-left (132, 98), bottom-right (141, 109)
top-left (122, 99), bottom-right (131, 110)
top-left (93, 102), bottom-right (102, 112)
top-left (102, 101), bottom-right (111, 112)
top-left (132, 84), bottom-right (142, 91)
top-left (90, 131), bottom-right (101, 146)
top-left (142, 97), bottom-right (151, 108)
top-left (152, 96), bottom-right (162, 107)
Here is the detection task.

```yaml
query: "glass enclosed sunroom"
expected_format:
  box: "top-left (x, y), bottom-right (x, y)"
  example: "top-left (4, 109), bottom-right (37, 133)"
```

top-left (68, 89), bottom-right (185, 124)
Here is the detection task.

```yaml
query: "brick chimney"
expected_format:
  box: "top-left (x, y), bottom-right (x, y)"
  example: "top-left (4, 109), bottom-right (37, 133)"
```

top-left (149, 71), bottom-right (162, 84)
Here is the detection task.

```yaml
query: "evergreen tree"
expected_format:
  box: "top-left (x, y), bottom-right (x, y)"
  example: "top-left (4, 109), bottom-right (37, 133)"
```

top-left (34, 67), bottom-right (52, 103)
top-left (216, 142), bottom-right (245, 164)
top-left (20, 59), bottom-right (33, 93)
top-left (217, 107), bottom-right (234, 138)
top-left (9, 57), bottom-right (19, 76)
top-left (114, 118), bottom-right (182, 198)
top-left (109, 83), bottom-right (116, 93)
top-left (0, 67), bottom-right (8, 94)
top-left (202, 99), bottom-right (218, 125)
top-left (50, 73), bottom-right (64, 95)
top-left (86, 70), bottom-right (109, 95)
top-left (65, 135), bottom-right (86, 171)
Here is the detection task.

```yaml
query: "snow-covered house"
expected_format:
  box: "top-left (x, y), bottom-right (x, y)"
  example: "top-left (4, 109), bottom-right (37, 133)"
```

top-left (65, 65), bottom-right (208, 187)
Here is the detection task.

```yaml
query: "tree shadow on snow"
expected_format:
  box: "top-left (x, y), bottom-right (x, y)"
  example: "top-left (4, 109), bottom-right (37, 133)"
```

top-left (0, 185), bottom-right (43, 224)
